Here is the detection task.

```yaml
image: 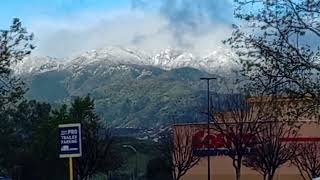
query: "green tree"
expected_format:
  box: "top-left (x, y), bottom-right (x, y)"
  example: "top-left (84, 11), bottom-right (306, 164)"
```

top-left (0, 100), bottom-right (68, 179)
top-left (0, 95), bottom-right (121, 179)
top-left (10, 100), bottom-right (67, 180)
top-left (0, 17), bottom-right (34, 177)
top-left (146, 157), bottom-right (172, 180)
top-left (69, 96), bottom-right (118, 180)
top-left (0, 109), bottom-right (20, 176)
top-left (0, 18), bottom-right (34, 110)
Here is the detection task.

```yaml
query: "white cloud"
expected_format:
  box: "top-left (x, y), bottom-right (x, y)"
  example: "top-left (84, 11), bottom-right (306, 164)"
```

top-left (29, 8), bottom-right (232, 58)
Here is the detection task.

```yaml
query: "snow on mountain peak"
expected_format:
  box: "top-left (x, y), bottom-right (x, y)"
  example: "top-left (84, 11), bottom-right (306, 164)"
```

top-left (65, 47), bottom-right (152, 71)
top-left (13, 46), bottom-right (237, 75)
top-left (13, 56), bottom-right (63, 75)
top-left (153, 48), bottom-right (195, 68)
top-left (152, 47), bottom-right (236, 74)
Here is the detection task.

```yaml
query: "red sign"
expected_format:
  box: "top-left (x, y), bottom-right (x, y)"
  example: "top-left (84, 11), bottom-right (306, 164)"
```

top-left (192, 130), bottom-right (255, 156)
top-left (192, 131), bottom-right (255, 148)
top-left (192, 130), bottom-right (320, 157)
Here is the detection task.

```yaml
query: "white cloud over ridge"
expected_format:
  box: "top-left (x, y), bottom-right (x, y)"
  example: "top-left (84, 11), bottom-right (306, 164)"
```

top-left (30, 1), bottom-right (234, 58)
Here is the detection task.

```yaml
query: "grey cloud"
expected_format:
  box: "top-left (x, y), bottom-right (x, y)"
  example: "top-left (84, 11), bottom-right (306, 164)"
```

top-left (32, 13), bottom-right (176, 57)
top-left (132, 0), bottom-right (233, 48)
top-left (31, 1), bottom-right (234, 57)
top-left (131, 34), bottom-right (148, 45)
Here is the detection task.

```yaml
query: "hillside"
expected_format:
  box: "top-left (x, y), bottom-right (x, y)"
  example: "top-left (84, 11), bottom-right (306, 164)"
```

top-left (16, 47), bottom-right (239, 128)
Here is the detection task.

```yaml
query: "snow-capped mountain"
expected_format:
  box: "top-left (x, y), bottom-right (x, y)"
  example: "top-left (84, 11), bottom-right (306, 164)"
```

top-left (65, 47), bottom-right (152, 69)
top-left (153, 48), bottom-right (198, 69)
top-left (13, 46), bottom-right (237, 76)
top-left (17, 46), bottom-right (240, 128)
top-left (13, 56), bottom-right (63, 75)
top-left (152, 47), bottom-right (237, 74)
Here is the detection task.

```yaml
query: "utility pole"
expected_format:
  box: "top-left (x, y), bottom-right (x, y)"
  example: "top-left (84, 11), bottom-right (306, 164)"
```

top-left (200, 77), bottom-right (216, 180)
top-left (123, 145), bottom-right (138, 180)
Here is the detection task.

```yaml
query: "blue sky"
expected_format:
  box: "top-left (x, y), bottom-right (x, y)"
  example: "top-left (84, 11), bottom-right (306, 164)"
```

top-left (0, 0), bottom-right (130, 27)
top-left (0, 0), bottom-right (234, 57)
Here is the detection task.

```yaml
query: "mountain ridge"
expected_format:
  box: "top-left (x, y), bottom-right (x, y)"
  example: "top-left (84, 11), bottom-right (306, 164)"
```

top-left (14, 46), bottom-right (239, 128)
top-left (13, 46), bottom-right (237, 76)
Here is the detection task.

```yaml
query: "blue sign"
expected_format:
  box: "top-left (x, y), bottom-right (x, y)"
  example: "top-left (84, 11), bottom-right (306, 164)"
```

top-left (59, 123), bottom-right (82, 158)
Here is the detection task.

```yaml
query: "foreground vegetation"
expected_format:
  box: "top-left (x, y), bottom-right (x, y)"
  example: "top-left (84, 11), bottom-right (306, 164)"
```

top-left (2, 0), bottom-right (320, 179)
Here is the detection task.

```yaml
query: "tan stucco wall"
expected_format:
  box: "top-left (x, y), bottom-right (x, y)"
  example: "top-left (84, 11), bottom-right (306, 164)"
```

top-left (183, 157), bottom-right (303, 180)
top-left (175, 122), bottom-right (320, 180)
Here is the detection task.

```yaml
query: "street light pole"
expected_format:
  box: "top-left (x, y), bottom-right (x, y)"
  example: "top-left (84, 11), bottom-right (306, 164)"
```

top-left (123, 145), bottom-right (138, 180)
top-left (200, 77), bottom-right (216, 180)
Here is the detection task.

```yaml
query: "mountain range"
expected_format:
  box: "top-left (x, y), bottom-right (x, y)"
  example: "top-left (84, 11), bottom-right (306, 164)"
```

top-left (14, 47), bottom-right (239, 128)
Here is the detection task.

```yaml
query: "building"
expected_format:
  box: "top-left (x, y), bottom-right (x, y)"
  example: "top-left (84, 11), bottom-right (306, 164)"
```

top-left (172, 96), bottom-right (320, 180)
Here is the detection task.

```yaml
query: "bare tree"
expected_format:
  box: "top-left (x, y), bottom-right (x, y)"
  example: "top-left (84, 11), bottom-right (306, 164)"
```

top-left (243, 120), bottom-right (300, 180)
top-left (159, 126), bottom-right (200, 180)
top-left (211, 94), bottom-right (268, 180)
top-left (74, 128), bottom-right (115, 180)
top-left (292, 141), bottom-right (320, 180)
top-left (225, 0), bottom-right (320, 102)
top-left (239, 92), bottom-right (313, 180)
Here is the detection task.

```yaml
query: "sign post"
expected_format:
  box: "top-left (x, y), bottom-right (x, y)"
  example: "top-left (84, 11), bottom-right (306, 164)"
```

top-left (69, 157), bottom-right (73, 180)
top-left (59, 123), bottom-right (82, 180)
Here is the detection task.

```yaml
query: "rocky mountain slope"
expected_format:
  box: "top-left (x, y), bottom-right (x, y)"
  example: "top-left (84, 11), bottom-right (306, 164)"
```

top-left (14, 47), bottom-right (239, 128)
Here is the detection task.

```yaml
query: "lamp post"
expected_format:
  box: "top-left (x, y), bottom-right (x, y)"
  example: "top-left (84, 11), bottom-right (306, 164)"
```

top-left (123, 145), bottom-right (138, 180)
top-left (200, 77), bottom-right (216, 180)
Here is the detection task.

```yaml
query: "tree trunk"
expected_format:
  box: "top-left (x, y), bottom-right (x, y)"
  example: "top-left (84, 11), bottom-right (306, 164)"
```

top-left (267, 174), bottom-right (274, 180)
top-left (172, 170), bottom-right (178, 180)
top-left (263, 173), bottom-right (267, 180)
top-left (175, 173), bottom-right (182, 180)
top-left (233, 157), bottom-right (242, 180)
top-left (235, 167), bottom-right (241, 180)
top-left (312, 171), bottom-right (319, 180)
top-left (267, 170), bottom-right (275, 180)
